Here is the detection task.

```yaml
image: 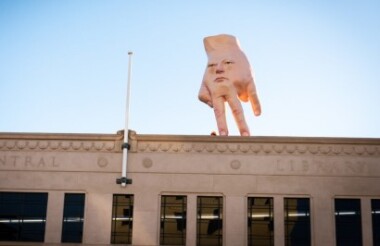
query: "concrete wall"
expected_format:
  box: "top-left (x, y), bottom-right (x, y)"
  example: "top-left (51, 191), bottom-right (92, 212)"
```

top-left (1, 131), bottom-right (380, 245)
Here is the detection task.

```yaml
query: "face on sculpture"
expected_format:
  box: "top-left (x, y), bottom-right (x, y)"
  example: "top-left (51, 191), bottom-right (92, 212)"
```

top-left (203, 49), bottom-right (253, 100)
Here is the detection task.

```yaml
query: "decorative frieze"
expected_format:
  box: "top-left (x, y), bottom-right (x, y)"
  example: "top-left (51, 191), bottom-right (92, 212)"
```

top-left (0, 140), bottom-right (119, 152)
top-left (1, 131), bottom-right (379, 157)
top-left (135, 142), bottom-right (380, 156)
top-left (0, 132), bottom-right (124, 153)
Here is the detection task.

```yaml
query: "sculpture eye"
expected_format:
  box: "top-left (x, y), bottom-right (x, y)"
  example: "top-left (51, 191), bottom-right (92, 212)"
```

top-left (225, 60), bottom-right (234, 65)
top-left (208, 63), bottom-right (217, 68)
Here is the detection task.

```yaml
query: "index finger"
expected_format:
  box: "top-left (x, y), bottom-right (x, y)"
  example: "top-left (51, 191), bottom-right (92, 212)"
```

top-left (198, 81), bottom-right (213, 108)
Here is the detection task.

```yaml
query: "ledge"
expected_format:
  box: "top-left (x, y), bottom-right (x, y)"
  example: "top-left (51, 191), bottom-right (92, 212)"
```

top-left (0, 130), bottom-right (379, 155)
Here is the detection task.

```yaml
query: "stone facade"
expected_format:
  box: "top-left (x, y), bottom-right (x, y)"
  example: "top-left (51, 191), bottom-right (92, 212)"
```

top-left (0, 130), bottom-right (380, 245)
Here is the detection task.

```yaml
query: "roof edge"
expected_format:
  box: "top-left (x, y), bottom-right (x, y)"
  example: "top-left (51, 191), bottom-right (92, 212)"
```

top-left (0, 130), bottom-right (379, 145)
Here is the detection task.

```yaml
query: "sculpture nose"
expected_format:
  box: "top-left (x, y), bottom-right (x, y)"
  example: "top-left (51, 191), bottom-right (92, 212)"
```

top-left (216, 63), bottom-right (224, 74)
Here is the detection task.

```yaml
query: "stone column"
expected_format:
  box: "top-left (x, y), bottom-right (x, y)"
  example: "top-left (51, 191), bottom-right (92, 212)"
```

top-left (313, 194), bottom-right (335, 246)
top-left (274, 196), bottom-right (284, 246)
top-left (225, 195), bottom-right (245, 246)
top-left (44, 191), bottom-right (64, 243)
top-left (132, 192), bottom-right (159, 245)
top-left (83, 193), bottom-right (113, 244)
top-left (361, 198), bottom-right (373, 246)
top-left (186, 194), bottom-right (197, 246)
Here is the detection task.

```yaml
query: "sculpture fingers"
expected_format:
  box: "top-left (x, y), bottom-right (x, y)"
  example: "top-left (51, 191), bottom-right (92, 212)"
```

top-left (198, 81), bottom-right (213, 108)
top-left (212, 96), bottom-right (228, 136)
top-left (248, 82), bottom-right (261, 116)
top-left (226, 94), bottom-right (250, 136)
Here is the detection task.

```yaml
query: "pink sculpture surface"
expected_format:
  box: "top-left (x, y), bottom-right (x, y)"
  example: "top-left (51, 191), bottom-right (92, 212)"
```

top-left (199, 34), bottom-right (261, 136)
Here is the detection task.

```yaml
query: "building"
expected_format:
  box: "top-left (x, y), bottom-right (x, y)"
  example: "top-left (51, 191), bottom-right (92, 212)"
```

top-left (0, 130), bottom-right (379, 245)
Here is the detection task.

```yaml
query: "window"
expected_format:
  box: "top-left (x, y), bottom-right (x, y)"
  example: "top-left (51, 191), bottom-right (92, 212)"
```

top-left (284, 198), bottom-right (311, 246)
top-left (248, 197), bottom-right (274, 246)
top-left (0, 192), bottom-right (48, 242)
top-left (197, 196), bottom-right (223, 246)
top-left (160, 195), bottom-right (187, 245)
top-left (61, 193), bottom-right (85, 243)
top-left (372, 199), bottom-right (380, 246)
top-left (335, 198), bottom-right (362, 246)
top-left (111, 194), bottom-right (134, 244)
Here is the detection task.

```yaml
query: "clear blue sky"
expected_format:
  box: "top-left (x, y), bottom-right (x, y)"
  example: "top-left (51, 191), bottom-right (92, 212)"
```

top-left (1, 0), bottom-right (379, 137)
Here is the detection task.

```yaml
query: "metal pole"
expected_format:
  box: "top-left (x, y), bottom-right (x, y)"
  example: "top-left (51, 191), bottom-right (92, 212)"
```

top-left (117, 51), bottom-right (133, 187)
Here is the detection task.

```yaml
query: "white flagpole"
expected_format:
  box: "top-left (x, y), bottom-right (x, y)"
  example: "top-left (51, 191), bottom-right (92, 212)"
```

top-left (118, 51), bottom-right (133, 187)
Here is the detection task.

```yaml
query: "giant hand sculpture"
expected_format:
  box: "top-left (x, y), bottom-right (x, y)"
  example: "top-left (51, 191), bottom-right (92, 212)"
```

top-left (198, 34), bottom-right (262, 136)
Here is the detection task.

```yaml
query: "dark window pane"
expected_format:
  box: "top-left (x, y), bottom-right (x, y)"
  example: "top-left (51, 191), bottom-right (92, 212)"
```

top-left (160, 195), bottom-right (187, 245)
top-left (335, 198), bottom-right (362, 246)
top-left (111, 194), bottom-right (133, 244)
top-left (284, 198), bottom-right (311, 246)
top-left (0, 192), bottom-right (48, 242)
top-left (61, 193), bottom-right (85, 243)
top-left (372, 199), bottom-right (380, 246)
top-left (197, 196), bottom-right (223, 246)
top-left (248, 197), bottom-right (274, 246)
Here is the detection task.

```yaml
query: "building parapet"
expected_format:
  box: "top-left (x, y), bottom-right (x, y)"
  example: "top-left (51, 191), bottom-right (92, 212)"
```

top-left (1, 130), bottom-right (380, 157)
top-left (130, 131), bottom-right (380, 157)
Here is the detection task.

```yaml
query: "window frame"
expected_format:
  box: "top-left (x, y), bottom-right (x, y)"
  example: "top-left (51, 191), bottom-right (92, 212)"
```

top-left (284, 197), bottom-right (312, 246)
top-left (160, 195), bottom-right (187, 245)
top-left (0, 192), bottom-right (48, 242)
top-left (61, 193), bottom-right (86, 243)
top-left (372, 199), bottom-right (380, 246)
top-left (334, 198), bottom-right (363, 246)
top-left (196, 196), bottom-right (224, 246)
top-left (110, 194), bottom-right (134, 244)
top-left (247, 197), bottom-right (274, 246)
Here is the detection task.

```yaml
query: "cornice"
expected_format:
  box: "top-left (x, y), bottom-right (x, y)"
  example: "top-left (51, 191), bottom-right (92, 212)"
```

top-left (1, 130), bottom-right (379, 156)
top-left (0, 132), bottom-right (124, 153)
top-left (130, 131), bottom-right (380, 156)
